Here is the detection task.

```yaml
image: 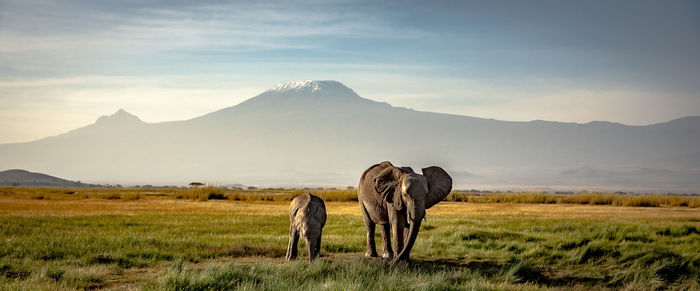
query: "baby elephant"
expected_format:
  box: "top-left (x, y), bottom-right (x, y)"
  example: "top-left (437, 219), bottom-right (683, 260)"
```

top-left (286, 193), bottom-right (327, 262)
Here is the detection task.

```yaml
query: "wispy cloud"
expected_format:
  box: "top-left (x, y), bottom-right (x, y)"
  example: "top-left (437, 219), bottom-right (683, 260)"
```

top-left (0, 0), bottom-right (426, 74)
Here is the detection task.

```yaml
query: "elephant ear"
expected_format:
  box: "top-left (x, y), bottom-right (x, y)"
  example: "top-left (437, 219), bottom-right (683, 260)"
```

top-left (422, 166), bottom-right (453, 209)
top-left (373, 166), bottom-right (403, 210)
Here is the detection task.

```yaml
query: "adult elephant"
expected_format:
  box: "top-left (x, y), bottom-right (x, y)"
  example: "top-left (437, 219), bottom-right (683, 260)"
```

top-left (358, 161), bottom-right (452, 262)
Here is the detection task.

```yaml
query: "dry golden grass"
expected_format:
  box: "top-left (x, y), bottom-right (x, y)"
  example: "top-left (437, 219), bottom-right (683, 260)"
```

top-left (0, 198), bottom-right (291, 216)
top-left (1, 198), bottom-right (698, 219)
top-left (0, 186), bottom-right (358, 202)
top-left (447, 191), bottom-right (700, 207)
top-left (1, 187), bottom-right (699, 220)
top-left (430, 201), bottom-right (700, 218)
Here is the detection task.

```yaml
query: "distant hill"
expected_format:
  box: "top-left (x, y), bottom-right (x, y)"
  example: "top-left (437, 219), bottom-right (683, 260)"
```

top-left (0, 80), bottom-right (698, 192)
top-left (0, 169), bottom-right (97, 187)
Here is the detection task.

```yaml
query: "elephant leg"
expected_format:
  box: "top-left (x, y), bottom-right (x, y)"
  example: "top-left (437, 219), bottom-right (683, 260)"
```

top-left (315, 231), bottom-right (322, 257)
top-left (361, 202), bottom-right (378, 257)
top-left (286, 227), bottom-right (299, 261)
top-left (306, 235), bottom-right (319, 262)
top-left (403, 225), bottom-right (410, 246)
top-left (379, 223), bottom-right (393, 259)
top-left (388, 209), bottom-right (406, 257)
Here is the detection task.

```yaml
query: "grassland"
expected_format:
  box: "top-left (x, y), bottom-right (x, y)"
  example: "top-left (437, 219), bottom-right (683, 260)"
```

top-left (0, 187), bottom-right (699, 290)
top-left (2, 186), bottom-right (699, 207)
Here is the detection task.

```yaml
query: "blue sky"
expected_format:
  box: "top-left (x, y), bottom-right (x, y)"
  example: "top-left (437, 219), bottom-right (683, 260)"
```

top-left (1, 0), bottom-right (699, 143)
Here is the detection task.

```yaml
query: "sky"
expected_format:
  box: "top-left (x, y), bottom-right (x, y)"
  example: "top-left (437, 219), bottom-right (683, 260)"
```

top-left (1, 0), bottom-right (699, 143)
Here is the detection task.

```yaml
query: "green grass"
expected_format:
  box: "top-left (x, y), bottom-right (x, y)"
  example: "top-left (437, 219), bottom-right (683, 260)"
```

top-left (0, 210), bottom-right (698, 289)
top-left (153, 258), bottom-right (546, 290)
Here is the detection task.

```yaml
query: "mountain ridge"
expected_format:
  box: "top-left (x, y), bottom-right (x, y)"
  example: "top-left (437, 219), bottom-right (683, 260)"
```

top-left (0, 169), bottom-right (98, 187)
top-left (95, 109), bottom-right (143, 124)
top-left (1, 80), bottom-right (698, 191)
top-left (21, 79), bottom-right (697, 138)
top-left (65, 80), bottom-right (699, 129)
top-left (84, 107), bottom-right (700, 130)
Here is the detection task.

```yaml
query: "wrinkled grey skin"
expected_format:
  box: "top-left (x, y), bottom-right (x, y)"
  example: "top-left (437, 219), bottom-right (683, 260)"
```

top-left (358, 161), bottom-right (452, 263)
top-left (286, 193), bottom-right (327, 262)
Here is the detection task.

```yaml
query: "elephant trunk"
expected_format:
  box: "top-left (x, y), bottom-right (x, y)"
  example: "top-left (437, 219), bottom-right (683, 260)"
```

top-left (407, 205), bottom-right (425, 226)
top-left (393, 216), bottom-right (422, 262)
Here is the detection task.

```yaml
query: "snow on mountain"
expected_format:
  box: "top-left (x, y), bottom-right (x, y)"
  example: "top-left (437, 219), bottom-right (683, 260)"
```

top-left (264, 80), bottom-right (361, 95)
top-left (268, 80), bottom-right (327, 93)
top-left (255, 80), bottom-right (364, 101)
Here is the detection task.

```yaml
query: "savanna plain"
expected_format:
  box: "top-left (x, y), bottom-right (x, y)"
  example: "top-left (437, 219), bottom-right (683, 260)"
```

top-left (1, 187), bottom-right (699, 290)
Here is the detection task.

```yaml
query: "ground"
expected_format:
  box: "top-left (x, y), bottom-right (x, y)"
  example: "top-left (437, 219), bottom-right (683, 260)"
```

top-left (0, 189), bottom-right (699, 290)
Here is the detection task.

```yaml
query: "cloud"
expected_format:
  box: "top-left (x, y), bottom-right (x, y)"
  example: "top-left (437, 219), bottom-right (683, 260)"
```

top-left (0, 0), bottom-right (424, 75)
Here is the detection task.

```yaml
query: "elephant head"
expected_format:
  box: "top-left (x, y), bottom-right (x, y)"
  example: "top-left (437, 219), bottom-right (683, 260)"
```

top-left (373, 165), bottom-right (452, 261)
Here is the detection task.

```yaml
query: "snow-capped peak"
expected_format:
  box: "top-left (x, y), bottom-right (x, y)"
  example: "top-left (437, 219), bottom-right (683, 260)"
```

top-left (266, 80), bottom-right (348, 93)
top-left (216, 79), bottom-right (384, 114)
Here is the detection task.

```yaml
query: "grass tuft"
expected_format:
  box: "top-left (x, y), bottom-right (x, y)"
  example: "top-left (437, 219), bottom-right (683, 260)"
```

top-left (577, 241), bottom-right (621, 263)
top-left (656, 225), bottom-right (698, 237)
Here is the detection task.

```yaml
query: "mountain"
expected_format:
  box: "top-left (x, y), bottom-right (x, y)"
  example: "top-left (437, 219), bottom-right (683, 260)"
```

top-left (0, 169), bottom-right (97, 187)
top-left (1, 80), bottom-right (698, 192)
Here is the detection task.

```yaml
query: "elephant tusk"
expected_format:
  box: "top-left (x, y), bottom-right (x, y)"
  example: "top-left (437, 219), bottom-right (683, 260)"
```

top-left (423, 216), bottom-right (427, 223)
